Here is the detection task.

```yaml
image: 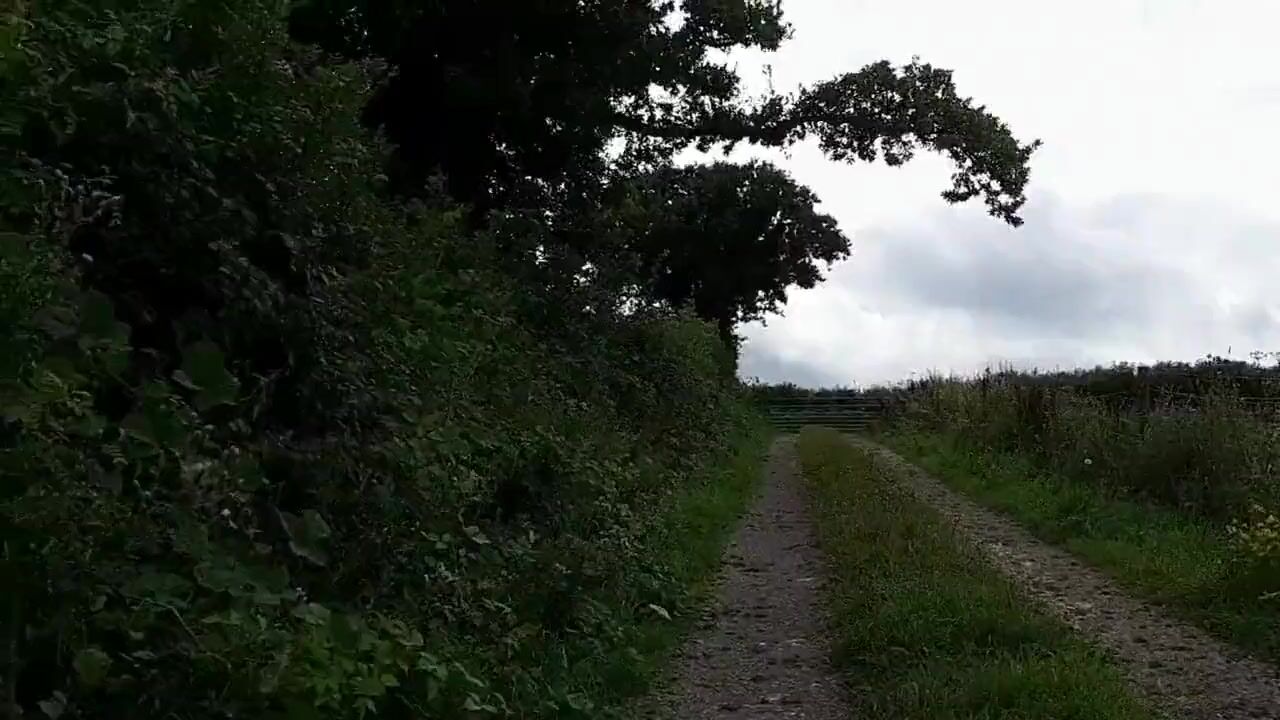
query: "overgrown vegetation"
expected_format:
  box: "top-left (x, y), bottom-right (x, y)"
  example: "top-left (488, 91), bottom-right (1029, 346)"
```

top-left (797, 429), bottom-right (1152, 719)
top-left (895, 363), bottom-right (1280, 516)
top-left (883, 361), bottom-right (1280, 663)
top-left (1, 0), bottom-right (1035, 716)
top-left (883, 432), bottom-right (1280, 664)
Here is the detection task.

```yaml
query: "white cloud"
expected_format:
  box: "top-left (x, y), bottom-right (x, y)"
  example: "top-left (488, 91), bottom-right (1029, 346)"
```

top-left (740, 191), bottom-right (1280, 385)
top-left (712, 0), bottom-right (1280, 386)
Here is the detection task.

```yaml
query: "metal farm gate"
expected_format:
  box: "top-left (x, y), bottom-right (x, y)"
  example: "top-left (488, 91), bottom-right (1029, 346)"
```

top-left (763, 396), bottom-right (888, 433)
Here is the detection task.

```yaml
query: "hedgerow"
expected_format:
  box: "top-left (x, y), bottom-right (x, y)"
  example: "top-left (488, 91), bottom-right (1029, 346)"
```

top-left (0, 1), bottom-right (758, 717)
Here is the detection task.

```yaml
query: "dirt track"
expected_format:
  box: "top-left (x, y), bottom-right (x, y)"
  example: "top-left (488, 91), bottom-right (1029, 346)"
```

top-left (856, 437), bottom-right (1280, 720)
top-left (642, 436), bottom-right (850, 718)
top-left (645, 434), bottom-right (1280, 719)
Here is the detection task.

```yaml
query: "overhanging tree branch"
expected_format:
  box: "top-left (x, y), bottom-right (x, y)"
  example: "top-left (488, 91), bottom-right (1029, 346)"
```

top-left (617, 60), bottom-right (1041, 226)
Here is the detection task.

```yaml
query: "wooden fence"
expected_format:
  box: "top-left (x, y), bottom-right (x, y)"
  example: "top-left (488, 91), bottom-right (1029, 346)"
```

top-left (763, 396), bottom-right (889, 433)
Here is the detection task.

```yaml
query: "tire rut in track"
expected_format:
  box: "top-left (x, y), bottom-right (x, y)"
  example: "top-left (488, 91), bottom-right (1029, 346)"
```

top-left (854, 437), bottom-right (1280, 720)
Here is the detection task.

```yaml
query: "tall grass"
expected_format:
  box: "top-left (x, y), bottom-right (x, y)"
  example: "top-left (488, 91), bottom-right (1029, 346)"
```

top-left (901, 370), bottom-right (1280, 517)
top-left (886, 365), bottom-right (1280, 660)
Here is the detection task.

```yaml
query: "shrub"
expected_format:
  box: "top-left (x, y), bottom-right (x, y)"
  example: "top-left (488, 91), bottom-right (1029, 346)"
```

top-left (0, 1), bottom-right (758, 717)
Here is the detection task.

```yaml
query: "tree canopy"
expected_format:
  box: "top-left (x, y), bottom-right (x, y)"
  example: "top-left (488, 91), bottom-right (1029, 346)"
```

top-left (288, 0), bottom-right (1039, 226)
top-left (2, 1), bottom-right (1040, 716)
top-left (283, 0), bottom-right (1041, 355)
top-left (627, 161), bottom-right (850, 343)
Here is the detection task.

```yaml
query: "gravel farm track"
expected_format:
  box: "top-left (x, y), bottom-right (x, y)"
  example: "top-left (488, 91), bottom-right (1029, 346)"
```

top-left (643, 437), bottom-right (850, 719)
top-left (644, 435), bottom-right (1280, 720)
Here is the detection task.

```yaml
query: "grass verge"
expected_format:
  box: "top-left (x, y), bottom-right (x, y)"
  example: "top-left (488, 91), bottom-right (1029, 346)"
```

top-left (881, 429), bottom-right (1280, 665)
top-left (798, 428), bottom-right (1154, 719)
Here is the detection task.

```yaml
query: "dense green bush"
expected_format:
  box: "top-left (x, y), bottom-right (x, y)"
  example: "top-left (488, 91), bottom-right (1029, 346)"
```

top-left (0, 1), bottom-right (760, 717)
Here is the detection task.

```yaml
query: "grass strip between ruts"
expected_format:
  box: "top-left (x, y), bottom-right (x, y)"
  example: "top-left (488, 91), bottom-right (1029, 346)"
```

top-left (797, 428), bottom-right (1154, 719)
top-left (882, 429), bottom-right (1280, 666)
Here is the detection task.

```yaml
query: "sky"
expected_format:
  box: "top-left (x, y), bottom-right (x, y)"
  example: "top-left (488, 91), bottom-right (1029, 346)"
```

top-left (688, 0), bottom-right (1280, 388)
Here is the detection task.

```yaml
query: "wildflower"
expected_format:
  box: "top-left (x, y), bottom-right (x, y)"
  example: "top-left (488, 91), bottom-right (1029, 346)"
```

top-left (1084, 457), bottom-right (1093, 466)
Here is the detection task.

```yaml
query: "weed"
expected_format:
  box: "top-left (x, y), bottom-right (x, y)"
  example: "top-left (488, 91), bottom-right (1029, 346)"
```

top-left (896, 371), bottom-right (1280, 517)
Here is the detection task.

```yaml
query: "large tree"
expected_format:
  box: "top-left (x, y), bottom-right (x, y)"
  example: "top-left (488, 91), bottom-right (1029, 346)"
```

top-left (288, 0), bottom-right (1039, 225)
top-left (626, 161), bottom-right (849, 345)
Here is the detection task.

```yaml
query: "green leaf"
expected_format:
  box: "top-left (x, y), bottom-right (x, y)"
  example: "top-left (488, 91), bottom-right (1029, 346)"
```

top-left (37, 691), bottom-right (66, 719)
top-left (0, 380), bottom-right (36, 423)
top-left (195, 557), bottom-right (293, 604)
top-left (194, 559), bottom-right (247, 594)
top-left (101, 344), bottom-right (129, 377)
top-left (463, 525), bottom-right (491, 545)
top-left (70, 411), bottom-right (106, 438)
top-left (228, 452), bottom-right (265, 490)
top-left (78, 290), bottom-right (128, 344)
top-left (355, 674), bottom-right (387, 697)
top-left (0, 231), bottom-right (31, 261)
top-left (328, 613), bottom-right (362, 650)
top-left (453, 662), bottom-right (488, 689)
top-left (121, 412), bottom-right (157, 444)
top-left (122, 405), bottom-right (184, 448)
top-left (179, 340), bottom-right (239, 410)
top-left (87, 461), bottom-right (122, 494)
top-left (284, 698), bottom-right (323, 720)
top-left (646, 603), bottom-right (671, 621)
top-left (281, 509), bottom-right (331, 567)
top-left (33, 305), bottom-right (77, 339)
top-left (124, 570), bottom-right (193, 607)
top-left (291, 602), bottom-right (331, 626)
top-left (243, 563), bottom-right (295, 605)
top-left (462, 694), bottom-right (498, 713)
top-left (41, 356), bottom-right (82, 384)
top-left (174, 515), bottom-right (212, 556)
top-left (73, 647), bottom-right (112, 687)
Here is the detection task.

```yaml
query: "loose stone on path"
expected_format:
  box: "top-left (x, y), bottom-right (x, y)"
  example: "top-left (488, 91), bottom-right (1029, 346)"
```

top-left (643, 436), bottom-right (851, 719)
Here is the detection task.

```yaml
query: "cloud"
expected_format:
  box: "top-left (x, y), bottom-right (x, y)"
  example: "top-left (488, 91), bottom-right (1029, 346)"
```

top-left (705, 0), bottom-right (1280, 388)
top-left (861, 199), bottom-right (1180, 338)
top-left (737, 346), bottom-right (845, 389)
top-left (739, 192), bottom-right (1280, 386)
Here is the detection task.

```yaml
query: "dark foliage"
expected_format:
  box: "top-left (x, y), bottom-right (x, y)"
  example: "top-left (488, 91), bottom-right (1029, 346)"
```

top-left (901, 356), bottom-right (1280, 413)
top-left (893, 360), bottom-right (1280, 517)
top-left (1, 0), bottom-right (1034, 717)
top-left (627, 161), bottom-right (849, 344)
top-left (288, 0), bottom-right (787, 214)
top-left (0, 2), bottom-right (753, 717)
top-left (288, 0), bottom-right (1039, 226)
